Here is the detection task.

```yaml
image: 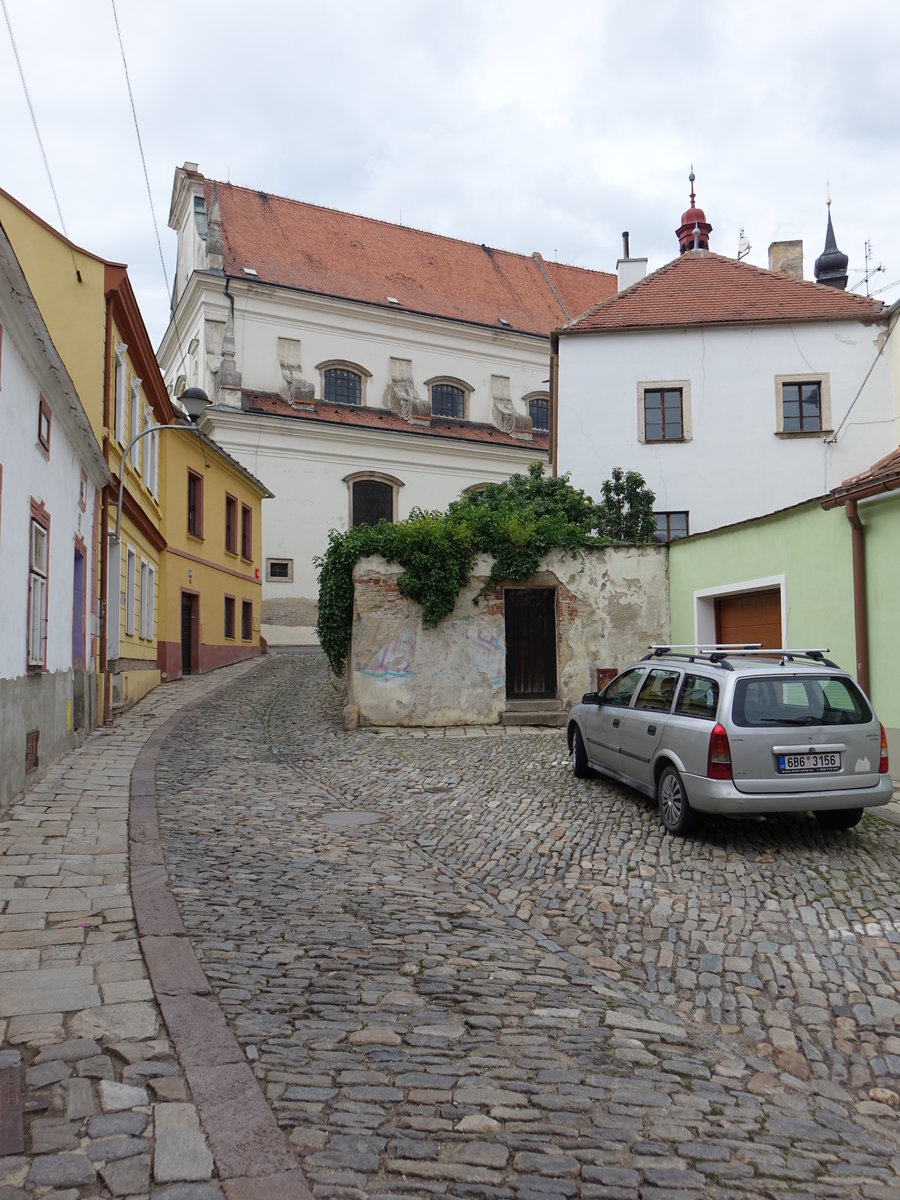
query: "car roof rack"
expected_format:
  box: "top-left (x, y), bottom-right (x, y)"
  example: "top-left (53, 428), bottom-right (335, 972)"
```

top-left (645, 644), bottom-right (840, 670)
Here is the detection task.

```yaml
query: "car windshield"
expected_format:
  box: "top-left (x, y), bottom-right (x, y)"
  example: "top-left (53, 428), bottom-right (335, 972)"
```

top-left (732, 675), bottom-right (873, 727)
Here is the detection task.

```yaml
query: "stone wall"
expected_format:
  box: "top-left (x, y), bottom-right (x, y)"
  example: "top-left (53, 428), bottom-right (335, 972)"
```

top-left (348, 546), bottom-right (669, 726)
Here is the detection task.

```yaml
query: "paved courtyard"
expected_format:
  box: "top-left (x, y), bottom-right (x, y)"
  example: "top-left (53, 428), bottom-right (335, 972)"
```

top-left (152, 651), bottom-right (900, 1200)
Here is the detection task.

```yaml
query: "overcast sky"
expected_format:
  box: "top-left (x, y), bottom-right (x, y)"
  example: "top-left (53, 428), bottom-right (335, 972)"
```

top-left (2, 0), bottom-right (899, 346)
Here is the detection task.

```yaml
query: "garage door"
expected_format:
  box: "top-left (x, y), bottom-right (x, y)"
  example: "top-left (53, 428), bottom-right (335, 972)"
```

top-left (714, 588), bottom-right (781, 648)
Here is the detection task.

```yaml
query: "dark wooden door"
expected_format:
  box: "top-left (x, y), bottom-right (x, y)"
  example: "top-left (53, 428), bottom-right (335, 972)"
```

top-left (505, 588), bottom-right (556, 699)
top-left (181, 593), bottom-right (195, 676)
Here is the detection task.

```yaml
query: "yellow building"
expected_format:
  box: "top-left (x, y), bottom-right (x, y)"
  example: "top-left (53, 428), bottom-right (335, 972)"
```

top-left (158, 419), bottom-right (272, 677)
top-left (0, 189), bottom-right (272, 709)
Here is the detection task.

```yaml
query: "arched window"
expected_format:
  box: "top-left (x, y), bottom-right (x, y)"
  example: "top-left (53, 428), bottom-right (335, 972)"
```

top-left (524, 392), bottom-right (550, 432)
top-left (317, 360), bottom-right (371, 406)
top-left (426, 377), bottom-right (472, 420)
top-left (344, 472), bottom-right (404, 528)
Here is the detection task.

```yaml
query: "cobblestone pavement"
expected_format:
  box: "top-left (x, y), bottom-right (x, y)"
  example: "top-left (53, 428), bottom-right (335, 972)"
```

top-left (0, 658), bottom-right (265, 1200)
top-left (155, 653), bottom-right (900, 1200)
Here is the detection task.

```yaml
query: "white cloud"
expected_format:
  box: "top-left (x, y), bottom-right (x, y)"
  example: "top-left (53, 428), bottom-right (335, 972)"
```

top-left (2, 0), bottom-right (898, 346)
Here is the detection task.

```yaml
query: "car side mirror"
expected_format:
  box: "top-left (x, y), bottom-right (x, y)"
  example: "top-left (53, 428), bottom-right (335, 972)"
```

top-left (581, 691), bottom-right (602, 705)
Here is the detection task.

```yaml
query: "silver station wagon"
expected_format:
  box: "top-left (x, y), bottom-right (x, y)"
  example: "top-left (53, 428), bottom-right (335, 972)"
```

top-left (567, 646), bottom-right (893, 835)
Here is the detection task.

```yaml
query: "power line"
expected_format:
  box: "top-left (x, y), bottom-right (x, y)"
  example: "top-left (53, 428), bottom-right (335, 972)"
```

top-left (1, 0), bottom-right (81, 282)
top-left (110, 0), bottom-right (187, 372)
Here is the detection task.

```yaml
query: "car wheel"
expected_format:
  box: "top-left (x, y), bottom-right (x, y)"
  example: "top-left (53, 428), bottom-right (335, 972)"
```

top-left (814, 807), bottom-right (863, 830)
top-left (657, 764), bottom-right (697, 836)
top-left (572, 727), bottom-right (591, 779)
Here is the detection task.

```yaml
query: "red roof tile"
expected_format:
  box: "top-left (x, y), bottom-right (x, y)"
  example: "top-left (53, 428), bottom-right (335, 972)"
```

top-left (832, 445), bottom-right (900, 498)
top-left (207, 181), bottom-right (616, 336)
top-left (563, 251), bottom-right (885, 334)
top-left (240, 391), bottom-right (549, 451)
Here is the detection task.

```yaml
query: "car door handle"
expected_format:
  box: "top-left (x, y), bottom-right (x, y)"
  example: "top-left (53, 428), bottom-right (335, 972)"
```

top-left (647, 725), bottom-right (657, 735)
top-left (612, 718), bottom-right (620, 727)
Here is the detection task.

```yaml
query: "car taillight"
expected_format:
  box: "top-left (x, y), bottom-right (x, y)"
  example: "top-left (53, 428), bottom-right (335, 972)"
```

top-left (707, 722), bottom-right (733, 780)
top-left (879, 724), bottom-right (890, 774)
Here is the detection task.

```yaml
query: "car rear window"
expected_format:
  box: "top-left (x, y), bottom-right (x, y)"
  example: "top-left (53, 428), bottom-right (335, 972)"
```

top-left (732, 675), bottom-right (873, 727)
top-left (674, 673), bottom-right (719, 720)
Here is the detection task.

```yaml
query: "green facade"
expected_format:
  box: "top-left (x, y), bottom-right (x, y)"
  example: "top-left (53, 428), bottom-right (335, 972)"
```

top-left (669, 496), bottom-right (899, 771)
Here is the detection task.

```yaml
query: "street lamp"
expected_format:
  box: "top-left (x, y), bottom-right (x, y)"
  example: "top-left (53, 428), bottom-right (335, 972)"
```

top-left (113, 388), bottom-right (211, 542)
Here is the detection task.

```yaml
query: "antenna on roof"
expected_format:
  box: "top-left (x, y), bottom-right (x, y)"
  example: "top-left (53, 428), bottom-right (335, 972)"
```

top-left (737, 228), bottom-right (751, 260)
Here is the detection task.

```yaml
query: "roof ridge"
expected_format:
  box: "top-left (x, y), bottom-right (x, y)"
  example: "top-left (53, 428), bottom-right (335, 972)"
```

top-left (209, 178), bottom-right (608, 275)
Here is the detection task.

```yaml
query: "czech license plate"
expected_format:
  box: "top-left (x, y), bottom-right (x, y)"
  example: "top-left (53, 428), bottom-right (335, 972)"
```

top-left (778, 752), bottom-right (841, 774)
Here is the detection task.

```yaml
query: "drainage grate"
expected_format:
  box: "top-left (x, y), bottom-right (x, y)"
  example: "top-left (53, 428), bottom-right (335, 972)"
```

top-left (25, 729), bottom-right (39, 774)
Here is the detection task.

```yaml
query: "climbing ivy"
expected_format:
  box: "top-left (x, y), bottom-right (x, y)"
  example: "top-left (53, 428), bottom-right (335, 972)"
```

top-left (314, 463), bottom-right (655, 675)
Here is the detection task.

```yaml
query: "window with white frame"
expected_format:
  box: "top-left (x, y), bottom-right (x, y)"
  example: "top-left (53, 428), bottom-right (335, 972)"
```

top-left (145, 411), bottom-right (159, 498)
top-left (130, 379), bottom-right (142, 468)
top-left (125, 548), bottom-right (136, 636)
top-left (344, 472), bottom-right (404, 527)
top-left (139, 559), bottom-right (150, 639)
top-left (107, 536), bottom-right (121, 659)
top-left (429, 380), bottom-right (468, 420)
top-left (525, 392), bottom-right (550, 432)
top-left (28, 516), bottom-right (49, 668)
top-left (114, 341), bottom-right (128, 444)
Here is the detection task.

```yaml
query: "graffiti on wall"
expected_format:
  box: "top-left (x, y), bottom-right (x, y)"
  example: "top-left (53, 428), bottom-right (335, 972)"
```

top-left (357, 628), bottom-right (415, 682)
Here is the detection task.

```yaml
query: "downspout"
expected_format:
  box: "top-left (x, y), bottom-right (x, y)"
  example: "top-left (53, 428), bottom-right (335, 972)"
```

top-left (550, 332), bottom-right (559, 477)
top-left (844, 499), bottom-right (869, 694)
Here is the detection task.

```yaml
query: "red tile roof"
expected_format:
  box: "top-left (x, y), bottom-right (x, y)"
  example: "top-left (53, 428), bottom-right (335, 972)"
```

top-left (563, 251), bottom-right (885, 334)
top-left (206, 181), bottom-right (616, 336)
top-left (239, 391), bottom-right (549, 452)
top-left (831, 445), bottom-right (900, 501)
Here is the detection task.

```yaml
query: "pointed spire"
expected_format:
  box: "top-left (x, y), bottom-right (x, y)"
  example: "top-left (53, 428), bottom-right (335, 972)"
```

top-left (676, 167), bottom-right (712, 254)
top-left (814, 199), bottom-right (849, 289)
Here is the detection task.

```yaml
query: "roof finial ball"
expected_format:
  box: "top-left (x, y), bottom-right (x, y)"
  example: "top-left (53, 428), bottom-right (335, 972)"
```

top-left (677, 167), bottom-right (712, 254)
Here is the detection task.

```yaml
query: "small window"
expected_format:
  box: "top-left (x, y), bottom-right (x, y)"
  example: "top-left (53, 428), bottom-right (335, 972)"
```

top-left (644, 388), bottom-right (683, 441)
top-left (431, 382), bottom-right (465, 419)
top-left (782, 382), bottom-right (821, 433)
top-left (241, 600), bottom-right (252, 640)
top-left (602, 667), bottom-right (646, 707)
top-left (241, 504), bottom-right (252, 559)
top-left (125, 548), bottom-right (137, 637)
top-left (266, 558), bottom-right (293, 582)
top-left (324, 368), bottom-right (362, 406)
top-left (634, 668), bottom-right (681, 712)
top-left (139, 559), bottom-right (150, 639)
top-left (527, 395), bottom-right (550, 432)
top-left (193, 194), bottom-right (208, 239)
top-left (651, 512), bottom-right (689, 544)
top-left (28, 516), bottom-right (49, 668)
top-left (225, 494), bottom-right (237, 553)
top-left (675, 673), bottom-right (720, 720)
top-left (224, 595), bottom-right (235, 639)
top-left (37, 395), bottom-right (51, 455)
top-left (352, 479), bottom-right (394, 527)
top-left (130, 380), bottom-right (142, 468)
top-left (79, 468), bottom-right (88, 512)
top-left (187, 470), bottom-right (203, 537)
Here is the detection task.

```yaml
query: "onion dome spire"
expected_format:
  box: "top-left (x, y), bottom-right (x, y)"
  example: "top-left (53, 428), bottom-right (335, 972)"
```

top-left (814, 198), bottom-right (849, 290)
top-left (676, 167), bottom-right (712, 254)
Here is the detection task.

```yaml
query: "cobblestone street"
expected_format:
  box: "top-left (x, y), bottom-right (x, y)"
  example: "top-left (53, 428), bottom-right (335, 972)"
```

top-left (154, 652), bottom-right (900, 1200)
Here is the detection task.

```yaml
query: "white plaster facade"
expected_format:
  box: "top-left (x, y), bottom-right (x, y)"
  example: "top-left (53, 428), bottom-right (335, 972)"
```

top-left (349, 547), bottom-right (669, 726)
top-left (157, 165), bottom-right (615, 645)
top-left (0, 226), bottom-right (110, 804)
top-left (556, 259), bottom-right (896, 538)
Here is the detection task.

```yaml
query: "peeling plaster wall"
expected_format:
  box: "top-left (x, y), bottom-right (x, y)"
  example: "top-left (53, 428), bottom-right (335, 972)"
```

top-left (349, 546), bottom-right (669, 726)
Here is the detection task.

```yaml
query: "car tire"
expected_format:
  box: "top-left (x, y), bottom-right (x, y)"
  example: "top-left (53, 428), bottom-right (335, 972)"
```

top-left (657, 764), bottom-right (698, 836)
top-left (814, 807), bottom-right (864, 830)
top-left (572, 727), bottom-right (591, 779)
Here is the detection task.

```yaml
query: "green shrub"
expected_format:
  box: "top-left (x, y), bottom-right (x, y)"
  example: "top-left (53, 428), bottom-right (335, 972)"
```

top-left (314, 463), bottom-right (654, 675)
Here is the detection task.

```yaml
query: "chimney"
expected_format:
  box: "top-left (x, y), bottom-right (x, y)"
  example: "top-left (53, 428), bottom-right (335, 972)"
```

top-left (617, 231), bottom-right (648, 292)
top-left (768, 240), bottom-right (803, 280)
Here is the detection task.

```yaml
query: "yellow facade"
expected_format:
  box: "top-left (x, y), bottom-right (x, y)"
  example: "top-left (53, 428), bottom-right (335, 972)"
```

top-left (0, 189), bottom-right (173, 718)
top-left (158, 426), bottom-right (270, 678)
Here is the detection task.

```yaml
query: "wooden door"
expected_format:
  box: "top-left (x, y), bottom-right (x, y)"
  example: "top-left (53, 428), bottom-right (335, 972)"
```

top-left (505, 588), bottom-right (556, 699)
top-left (181, 593), bottom-right (197, 676)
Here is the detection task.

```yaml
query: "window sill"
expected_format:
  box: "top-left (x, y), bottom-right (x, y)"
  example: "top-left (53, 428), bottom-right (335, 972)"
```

top-left (186, 532), bottom-right (204, 543)
top-left (775, 429), bottom-right (832, 439)
top-left (642, 437), bottom-right (688, 445)
top-left (225, 548), bottom-right (238, 558)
